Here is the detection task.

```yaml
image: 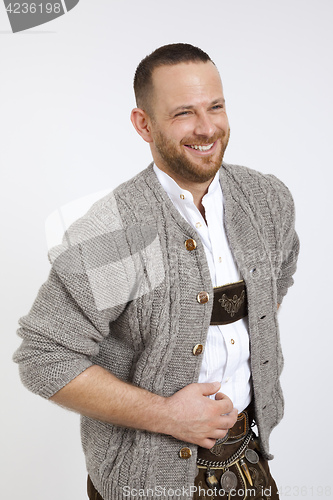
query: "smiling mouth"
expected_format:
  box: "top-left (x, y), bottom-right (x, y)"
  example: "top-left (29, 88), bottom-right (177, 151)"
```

top-left (185, 142), bottom-right (215, 152)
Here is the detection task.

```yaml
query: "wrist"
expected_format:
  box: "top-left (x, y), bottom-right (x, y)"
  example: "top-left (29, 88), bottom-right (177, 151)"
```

top-left (143, 393), bottom-right (173, 436)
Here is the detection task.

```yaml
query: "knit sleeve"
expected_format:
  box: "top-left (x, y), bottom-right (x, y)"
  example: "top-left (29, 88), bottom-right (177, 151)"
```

top-left (13, 268), bottom-right (100, 399)
top-left (266, 174), bottom-right (300, 304)
top-left (13, 207), bottom-right (133, 399)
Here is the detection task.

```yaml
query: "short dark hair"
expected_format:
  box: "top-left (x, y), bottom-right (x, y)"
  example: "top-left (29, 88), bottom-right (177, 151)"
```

top-left (133, 43), bottom-right (214, 115)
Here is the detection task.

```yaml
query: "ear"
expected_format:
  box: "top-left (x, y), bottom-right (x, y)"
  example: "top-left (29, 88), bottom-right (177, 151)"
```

top-left (130, 108), bottom-right (154, 143)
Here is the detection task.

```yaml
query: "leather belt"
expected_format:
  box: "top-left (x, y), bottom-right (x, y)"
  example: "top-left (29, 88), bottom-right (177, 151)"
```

top-left (223, 403), bottom-right (254, 443)
top-left (210, 280), bottom-right (248, 326)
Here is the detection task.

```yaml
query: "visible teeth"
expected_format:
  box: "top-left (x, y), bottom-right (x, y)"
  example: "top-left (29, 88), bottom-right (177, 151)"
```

top-left (189, 143), bottom-right (214, 151)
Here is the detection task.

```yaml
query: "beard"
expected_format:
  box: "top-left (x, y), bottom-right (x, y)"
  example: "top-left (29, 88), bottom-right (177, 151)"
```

top-left (152, 128), bottom-right (230, 183)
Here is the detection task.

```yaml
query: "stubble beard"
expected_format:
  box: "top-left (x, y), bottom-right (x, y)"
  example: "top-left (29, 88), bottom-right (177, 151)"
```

top-left (153, 129), bottom-right (230, 183)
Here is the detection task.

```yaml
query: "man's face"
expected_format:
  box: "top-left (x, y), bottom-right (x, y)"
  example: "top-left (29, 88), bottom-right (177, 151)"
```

top-left (148, 61), bottom-right (230, 184)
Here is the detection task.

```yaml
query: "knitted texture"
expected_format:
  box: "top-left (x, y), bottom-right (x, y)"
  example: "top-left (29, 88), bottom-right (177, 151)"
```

top-left (14, 162), bottom-right (299, 500)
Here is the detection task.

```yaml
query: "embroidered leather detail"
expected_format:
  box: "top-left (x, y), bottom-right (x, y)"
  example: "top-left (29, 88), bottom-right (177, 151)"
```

top-left (209, 441), bottom-right (228, 456)
top-left (211, 281), bottom-right (248, 326)
top-left (219, 290), bottom-right (245, 317)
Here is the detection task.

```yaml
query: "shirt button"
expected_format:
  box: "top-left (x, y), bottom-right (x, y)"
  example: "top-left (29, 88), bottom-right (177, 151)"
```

top-left (179, 447), bottom-right (192, 459)
top-left (185, 238), bottom-right (197, 251)
top-left (197, 291), bottom-right (209, 304)
top-left (225, 377), bottom-right (230, 383)
top-left (195, 222), bottom-right (202, 229)
top-left (231, 339), bottom-right (235, 345)
top-left (192, 344), bottom-right (204, 356)
top-left (218, 257), bottom-right (222, 263)
top-left (180, 194), bottom-right (185, 200)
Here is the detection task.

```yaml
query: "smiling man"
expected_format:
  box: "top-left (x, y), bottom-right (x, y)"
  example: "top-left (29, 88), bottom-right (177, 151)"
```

top-left (134, 61), bottom-right (229, 179)
top-left (14, 44), bottom-right (299, 500)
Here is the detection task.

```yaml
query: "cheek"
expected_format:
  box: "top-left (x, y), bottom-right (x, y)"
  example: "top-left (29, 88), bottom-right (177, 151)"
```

top-left (222, 115), bottom-right (230, 130)
top-left (214, 114), bottom-right (229, 128)
top-left (167, 132), bottom-right (189, 147)
top-left (178, 123), bottom-right (201, 143)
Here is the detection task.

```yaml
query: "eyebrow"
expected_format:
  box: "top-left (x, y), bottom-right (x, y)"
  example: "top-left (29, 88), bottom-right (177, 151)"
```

top-left (170, 98), bottom-right (225, 115)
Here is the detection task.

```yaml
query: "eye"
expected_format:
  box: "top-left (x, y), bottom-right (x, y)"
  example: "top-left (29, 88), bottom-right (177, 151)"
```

top-left (174, 111), bottom-right (191, 117)
top-left (211, 104), bottom-right (224, 111)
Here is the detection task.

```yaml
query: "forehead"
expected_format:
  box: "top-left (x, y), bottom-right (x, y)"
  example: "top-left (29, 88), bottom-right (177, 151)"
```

top-left (151, 61), bottom-right (224, 111)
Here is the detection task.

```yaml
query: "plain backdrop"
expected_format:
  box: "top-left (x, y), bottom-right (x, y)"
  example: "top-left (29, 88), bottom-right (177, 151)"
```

top-left (1, 0), bottom-right (332, 498)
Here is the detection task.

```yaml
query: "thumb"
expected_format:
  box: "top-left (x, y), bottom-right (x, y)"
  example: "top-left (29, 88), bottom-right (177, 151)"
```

top-left (200, 381), bottom-right (221, 396)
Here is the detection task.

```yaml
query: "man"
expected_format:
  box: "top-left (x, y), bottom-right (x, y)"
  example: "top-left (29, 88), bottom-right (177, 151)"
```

top-left (14, 44), bottom-right (299, 500)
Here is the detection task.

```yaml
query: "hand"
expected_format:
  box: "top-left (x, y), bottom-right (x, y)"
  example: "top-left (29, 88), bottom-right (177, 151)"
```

top-left (163, 381), bottom-right (238, 449)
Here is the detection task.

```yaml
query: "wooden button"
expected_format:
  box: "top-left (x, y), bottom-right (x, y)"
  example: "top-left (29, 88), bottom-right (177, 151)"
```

top-left (179, 447), bottom-right (192, 459)
top-left (185, 238), bottom-right (197, 251)
top-left (193, 344), bottom-right (204, 356)
top-left (197, 291), bottom-right (209, 304)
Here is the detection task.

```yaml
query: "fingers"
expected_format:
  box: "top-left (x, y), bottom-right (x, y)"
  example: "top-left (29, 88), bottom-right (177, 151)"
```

top-left (217, 408), bottom-right (238, 429)
top-left (201, 385), bottom-right (238, 427)
top-left (200, 381), bottom-right (221, 397)
top-left (194, 409), bottom-right (237, 449)
top-left (215, 391), bottom-right (227, 401)
top-left (199, 429), bottom-right (228, 449)
top-left (200, 383), bottom-right (236, 414)
top-left (166, 382), bottom-right (239, 447)
top-left (200, 437), bottom-right (220, 449)
top-left (214, 394), bottom-right (235, 416)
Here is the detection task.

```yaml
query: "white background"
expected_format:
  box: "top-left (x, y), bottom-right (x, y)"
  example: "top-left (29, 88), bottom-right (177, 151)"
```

top-left (1, 0), bottom-right (332, 498)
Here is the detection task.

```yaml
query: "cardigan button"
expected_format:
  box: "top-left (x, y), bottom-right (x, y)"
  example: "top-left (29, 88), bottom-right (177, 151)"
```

top-left (179, 447), bottom-right (192, 459)
top-left (185, 238), bottom-right (197, 251)
top-left (197, 291), bottom-right (209, 304)
top-left (192, 344), bottom-right (204, 356)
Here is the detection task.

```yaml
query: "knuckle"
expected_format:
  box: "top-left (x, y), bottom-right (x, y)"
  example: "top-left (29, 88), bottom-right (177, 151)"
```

top-left (229, 411), bottom-right (237, 422)
top-left (219, 399), bottom-right (232, 413)
top-left (225, 400), bottom-right (234, 412)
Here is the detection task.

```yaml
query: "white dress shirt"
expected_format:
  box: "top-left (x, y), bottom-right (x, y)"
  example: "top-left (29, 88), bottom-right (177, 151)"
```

top-left (153, 164), bottom-right (252, 412)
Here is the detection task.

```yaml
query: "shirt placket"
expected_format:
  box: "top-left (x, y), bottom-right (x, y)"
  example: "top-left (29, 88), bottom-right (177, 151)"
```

top-left (204, 194), bottom-right (243, 386)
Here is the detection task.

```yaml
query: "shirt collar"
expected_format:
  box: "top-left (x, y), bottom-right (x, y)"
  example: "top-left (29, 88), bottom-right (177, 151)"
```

top-left (153, 163), bottom-right (221, 204)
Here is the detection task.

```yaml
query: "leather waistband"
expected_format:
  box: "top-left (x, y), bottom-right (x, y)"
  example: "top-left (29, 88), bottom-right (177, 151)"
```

top-left (217, 403), bottom-right (254, 444)
top-left (225, 403), bottom-right (254, 442)
top-left (210, 280), bottom-right (248, 325)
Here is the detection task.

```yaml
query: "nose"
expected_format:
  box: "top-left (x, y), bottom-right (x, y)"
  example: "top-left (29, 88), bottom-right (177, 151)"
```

top-left (193, 111), bottom-right (215, 138)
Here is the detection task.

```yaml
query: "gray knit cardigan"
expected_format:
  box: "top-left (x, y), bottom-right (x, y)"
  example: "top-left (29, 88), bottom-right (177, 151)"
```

top-left (14, 162), bottom-right (299, 500)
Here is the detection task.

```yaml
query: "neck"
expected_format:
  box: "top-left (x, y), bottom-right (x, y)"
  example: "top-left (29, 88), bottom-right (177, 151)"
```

top-left (155, 165), bottom-right (214, 213)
